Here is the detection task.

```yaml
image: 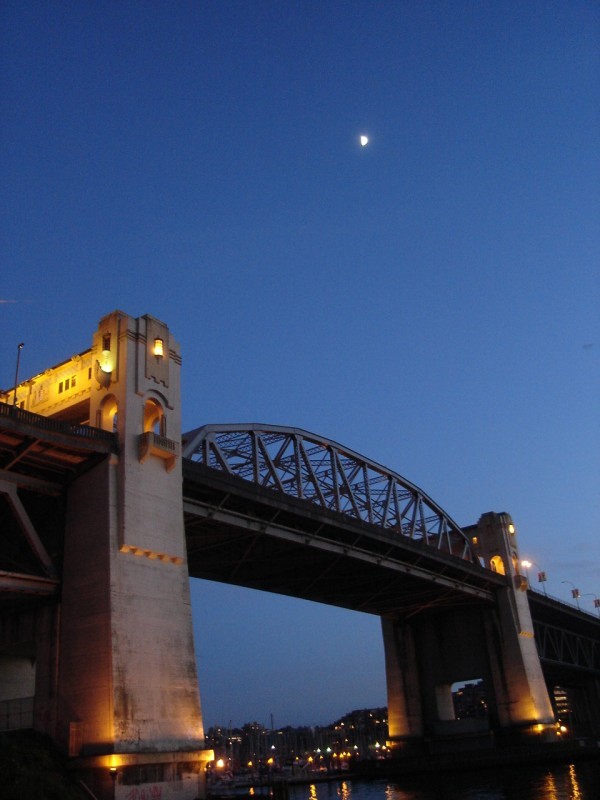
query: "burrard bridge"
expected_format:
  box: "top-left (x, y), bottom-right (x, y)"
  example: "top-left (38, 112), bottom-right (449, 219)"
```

top-left (1, 311), bottom-right (599, 800)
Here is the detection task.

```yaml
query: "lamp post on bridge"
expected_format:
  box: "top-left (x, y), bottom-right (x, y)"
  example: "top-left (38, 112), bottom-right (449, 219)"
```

top-left (561, 581), bottom-right (580, 609)
top-left (521, 560), bottom-right (547, 595)
top-left (13, 342), bottom-right (24, 406)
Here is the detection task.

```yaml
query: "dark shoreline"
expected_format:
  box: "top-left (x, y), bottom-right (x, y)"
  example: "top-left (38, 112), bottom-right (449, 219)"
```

top-left (355, 741), bottom-right (600, 778)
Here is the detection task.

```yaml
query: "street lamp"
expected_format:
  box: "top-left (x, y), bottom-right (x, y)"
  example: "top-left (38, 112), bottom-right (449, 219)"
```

top-left (521, 560), bottom-right (548, 595)
top-left (561, 581), bottom-right (580, 609)
top-left (13, 342), bottom-right (24, 406)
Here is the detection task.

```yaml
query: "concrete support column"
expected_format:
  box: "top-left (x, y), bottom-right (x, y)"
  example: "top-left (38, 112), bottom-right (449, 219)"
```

top-left (381, 616), bottom-right (423, 746)
top-left (435, 684), bottom-right (455, 721)
top-left (32, 602), bottom-right (61, 741)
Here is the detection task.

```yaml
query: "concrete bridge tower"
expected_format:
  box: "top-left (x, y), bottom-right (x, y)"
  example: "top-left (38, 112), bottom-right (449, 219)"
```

top-left (382, 512), bottom-right (556, 750)
top-left (52, 311), bottom-right (210, 798)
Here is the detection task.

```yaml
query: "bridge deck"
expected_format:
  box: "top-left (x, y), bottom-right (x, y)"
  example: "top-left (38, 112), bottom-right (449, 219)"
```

top-left (183, 460), bottom-right (505, 617)
top-left (0, 402), bottom-right (116, 494)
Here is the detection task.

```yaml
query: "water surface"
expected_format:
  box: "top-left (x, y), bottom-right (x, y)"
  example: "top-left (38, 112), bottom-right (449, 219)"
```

top-left (285, 760), bottom-right (599, 800)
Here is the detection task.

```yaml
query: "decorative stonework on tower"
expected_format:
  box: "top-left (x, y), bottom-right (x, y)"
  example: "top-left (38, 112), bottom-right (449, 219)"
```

top-left (89, 311), bottom-right (185, 560)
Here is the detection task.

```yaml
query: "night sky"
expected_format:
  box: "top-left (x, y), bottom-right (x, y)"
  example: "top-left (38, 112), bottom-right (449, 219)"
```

top-left (1, 1), bottom-right (598, 728)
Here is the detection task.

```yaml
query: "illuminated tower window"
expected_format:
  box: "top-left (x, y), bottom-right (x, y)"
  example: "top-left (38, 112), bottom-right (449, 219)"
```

top-left (490, 555), bottom-right (506, 575)
top-left (144, 398), bottom-right (165, 436)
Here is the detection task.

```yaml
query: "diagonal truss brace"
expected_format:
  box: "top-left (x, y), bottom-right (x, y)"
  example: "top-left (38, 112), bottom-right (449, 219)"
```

top-left (0, 479), bottom-right (57, 578)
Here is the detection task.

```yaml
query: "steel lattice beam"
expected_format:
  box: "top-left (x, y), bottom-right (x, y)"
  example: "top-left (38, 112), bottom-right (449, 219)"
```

top-left (534, 619), bottom-right (600, 672)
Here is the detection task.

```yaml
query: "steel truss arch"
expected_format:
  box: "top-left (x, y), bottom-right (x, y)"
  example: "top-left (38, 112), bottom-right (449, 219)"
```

top-left (182, 424), bottom-right (476, 563)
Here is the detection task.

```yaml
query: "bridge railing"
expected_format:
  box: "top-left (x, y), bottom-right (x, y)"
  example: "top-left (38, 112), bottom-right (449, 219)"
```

top-left (0, 401), bottom-right (116, 446)
top-left (529, 585), bottom-right (600, 618)
top-left (139, 431), bottom-right (179, 472)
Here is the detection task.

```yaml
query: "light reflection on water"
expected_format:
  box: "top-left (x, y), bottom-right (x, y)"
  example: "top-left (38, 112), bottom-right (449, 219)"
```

top-left (286, 760), bottom-right (600, 800)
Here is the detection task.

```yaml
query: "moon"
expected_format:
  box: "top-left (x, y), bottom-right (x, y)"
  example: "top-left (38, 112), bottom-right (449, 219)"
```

top-left (360, 135), bottom-right (369, 147)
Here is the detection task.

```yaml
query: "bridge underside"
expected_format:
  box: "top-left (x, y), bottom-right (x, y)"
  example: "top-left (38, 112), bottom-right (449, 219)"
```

top-left (0, 403), bottom-right (116, 605)
top-left (183, 461), bottom-right (504, 617)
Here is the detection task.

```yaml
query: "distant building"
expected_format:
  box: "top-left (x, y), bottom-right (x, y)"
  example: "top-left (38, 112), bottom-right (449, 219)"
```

top-left (452, 681), bottom-right (488, 720)
top-left (553, 686), bottom-right (571, 721)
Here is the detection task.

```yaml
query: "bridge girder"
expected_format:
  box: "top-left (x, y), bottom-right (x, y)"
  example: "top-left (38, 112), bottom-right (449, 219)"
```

top-left (535, 620), bottom-right (600, 673)
top-left (528, 592), bottom-right (600, 676)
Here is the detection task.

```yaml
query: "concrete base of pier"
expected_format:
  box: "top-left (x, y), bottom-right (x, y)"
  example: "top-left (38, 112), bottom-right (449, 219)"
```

top-left (71, 748), bottom-right (214, 800)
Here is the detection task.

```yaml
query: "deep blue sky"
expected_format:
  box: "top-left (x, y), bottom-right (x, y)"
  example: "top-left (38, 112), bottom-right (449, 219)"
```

top-left (1, 2), bottom-right (598, 728)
